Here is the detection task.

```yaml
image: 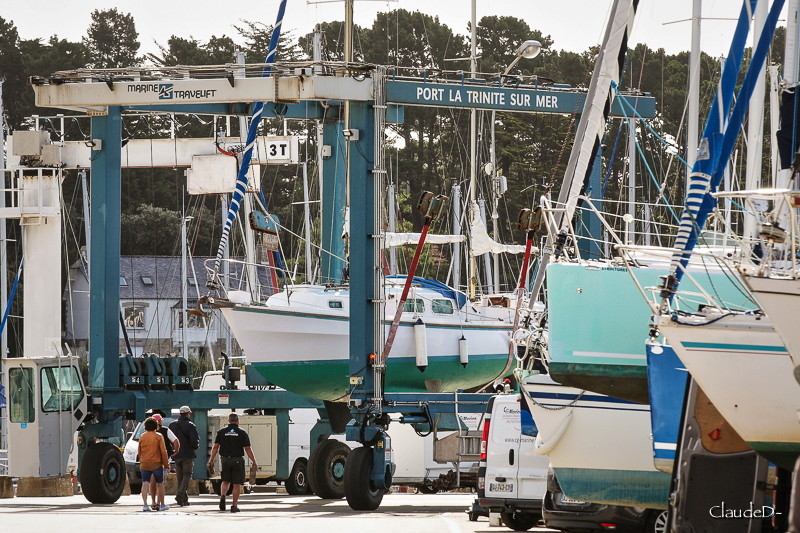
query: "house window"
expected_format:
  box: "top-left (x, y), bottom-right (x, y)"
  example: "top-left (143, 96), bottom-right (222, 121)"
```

top-left (188, 278), bottom-right (197, 287)
top-left (119, 277), bottom-right (128, 286)
top-left (175, 309), bottom-right (202, 329)
top-left (328, 300), bottom-right (343, 309)
top-left (431, 299), bottom-right (454, 315)
top-left (123, 305), bottom-right (145, 329)
top-left (141, 276), bottom-right (153, 286)
top-left (402, 298), bottom-right (425, 313)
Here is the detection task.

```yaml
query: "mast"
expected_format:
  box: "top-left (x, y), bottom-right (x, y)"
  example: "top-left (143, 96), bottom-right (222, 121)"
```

top-left (687, 0), bottom-right (701, 186)
top-left (743, 0), bottom-right (768, 251)
top-left (467, 0), bottom-right (478, 299)
top-left (388, 182), bottom-right (397, 274)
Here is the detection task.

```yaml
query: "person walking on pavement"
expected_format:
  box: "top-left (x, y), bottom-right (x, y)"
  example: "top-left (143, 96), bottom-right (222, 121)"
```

top-left (138, 417), bottom-right (170, 512)
top-left (149, 413), bottom-right (179, 510)
top-left (208, 412), bottom-right (258, 513)
top-left (168, 405), bottom-right (200, 507)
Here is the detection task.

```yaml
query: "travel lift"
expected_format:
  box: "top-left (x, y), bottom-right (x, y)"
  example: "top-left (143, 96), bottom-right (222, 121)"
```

top-left (15, 61), bottom-right (654, 508)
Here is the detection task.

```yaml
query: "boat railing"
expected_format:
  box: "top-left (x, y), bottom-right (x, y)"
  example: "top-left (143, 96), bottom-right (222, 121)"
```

top-left (616, 244), bottom-right (758, 316)
top-left (203, 257), bottom-right (292, 304)
top-left (539, 193), bottom-right (750, 264)
top-left (712, 188), bottom-right (800, 279)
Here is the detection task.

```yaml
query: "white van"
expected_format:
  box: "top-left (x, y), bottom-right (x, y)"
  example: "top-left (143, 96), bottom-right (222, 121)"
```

top-left (477, 391), bottom-right (550, 531)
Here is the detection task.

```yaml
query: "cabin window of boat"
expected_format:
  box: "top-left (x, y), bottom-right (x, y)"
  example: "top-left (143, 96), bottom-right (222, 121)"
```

top-left (431, 299), bottom-right (454, 315)
top-left (9, 367), bottom-right (35, 423)
top-left (40, 366), bottom-right (84, 412)
top-left (328, 300), bottom-right (343, 309)
top-left (123, 305), bottom-right (146, 329)
top-left (403, 298), bottom-right (425, 313)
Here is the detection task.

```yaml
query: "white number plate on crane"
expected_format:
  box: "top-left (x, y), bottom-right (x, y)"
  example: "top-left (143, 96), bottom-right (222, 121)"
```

top-left (259, 136), bottom-right (299, 165)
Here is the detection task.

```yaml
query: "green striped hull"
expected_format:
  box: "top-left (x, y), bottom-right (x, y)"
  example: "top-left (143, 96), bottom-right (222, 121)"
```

top-left (250, 355), bottom-right (510, 401)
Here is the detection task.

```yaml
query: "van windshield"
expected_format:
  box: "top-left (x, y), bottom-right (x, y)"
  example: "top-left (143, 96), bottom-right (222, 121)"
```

top-left (131, 417), bottom-right (175, 441)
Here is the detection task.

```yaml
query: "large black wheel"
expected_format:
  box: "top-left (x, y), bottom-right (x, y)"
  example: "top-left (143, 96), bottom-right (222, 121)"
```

top-left (645, 510), bottom-right (669, 533)
top-left (286, 458), bottom-right (310, 495)
top-left (210, 480), bottom-right (233, 496)
top-left (344, 446), bottom-right (384, 511)
top-left (80, 442), bottom-right (127, 504)
top-left (500, 510), bottom-right (539, 531)
top-left (307, 439), bottom-right (350, 499)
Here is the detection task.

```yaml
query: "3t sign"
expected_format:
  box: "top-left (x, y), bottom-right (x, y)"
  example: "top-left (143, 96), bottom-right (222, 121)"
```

top-left (262, 136), bottom-right (299, 165)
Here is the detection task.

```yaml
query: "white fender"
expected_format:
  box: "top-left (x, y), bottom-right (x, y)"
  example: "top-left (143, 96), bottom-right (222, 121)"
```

top-left (414, 318), bottom-right (428, 371)
top-left (534, 409), bottom-right (573, 455)
top-left (459, 336), bottom-right (469, 367)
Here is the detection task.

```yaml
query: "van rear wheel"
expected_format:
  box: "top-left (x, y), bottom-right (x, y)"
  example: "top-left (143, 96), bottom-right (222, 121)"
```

top-left (285, 458), bottom-right (310, 495)
top-left (501, 510), bottom-right (539, 531)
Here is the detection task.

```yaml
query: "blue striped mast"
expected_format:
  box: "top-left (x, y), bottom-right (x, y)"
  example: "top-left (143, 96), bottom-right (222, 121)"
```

top-left (667, 0), bottom-right (785, 293)
top-left (212, 0), bottom-right (288, 278)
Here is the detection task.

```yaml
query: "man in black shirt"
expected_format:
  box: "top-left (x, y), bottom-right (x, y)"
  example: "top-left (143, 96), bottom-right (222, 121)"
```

top-left (208, 412), bottom-right (258, 513)
top-left (168, 405), bottom-right (200, 507)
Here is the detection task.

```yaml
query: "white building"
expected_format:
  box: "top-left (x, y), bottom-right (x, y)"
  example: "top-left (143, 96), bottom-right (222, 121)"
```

top-left (64, 255), bottom-right (270, 359)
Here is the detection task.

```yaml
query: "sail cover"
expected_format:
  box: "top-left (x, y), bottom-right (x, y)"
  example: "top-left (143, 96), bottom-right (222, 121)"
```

top-left (384, 232), bottom-right (465, 247)
top-left (468, 202), bottom-right (530, 255)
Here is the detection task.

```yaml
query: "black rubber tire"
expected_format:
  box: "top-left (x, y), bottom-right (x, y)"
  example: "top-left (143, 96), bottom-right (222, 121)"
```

top-left (80, 442), bottom-right (127, 504)
top-left (344, 446), bottom-right (384, 511)
top-left (645, 509), bottom-right (669, 533)
top-left (500, 510), bottom-right (539, 531)
top-left (210, 479), bottom-right (233, 496)
top-left (307, 439), bottom-right (350, 499)
top-left (286, 458), bottom-right (311, 495)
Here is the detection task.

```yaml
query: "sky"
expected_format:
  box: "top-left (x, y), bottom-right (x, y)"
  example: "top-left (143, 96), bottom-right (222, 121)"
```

top-left (0, 1), bottom-right (787, 60)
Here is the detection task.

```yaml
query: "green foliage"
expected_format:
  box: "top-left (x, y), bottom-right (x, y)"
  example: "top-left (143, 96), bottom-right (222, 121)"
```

top-left (147, 35), bottom-right (237, 66)
top-left (121, 205), bottom-right (182, 255)
top-left (84, 8), bottom-right (140, 68)
top-left (0, 17), bottom-right (28, 129)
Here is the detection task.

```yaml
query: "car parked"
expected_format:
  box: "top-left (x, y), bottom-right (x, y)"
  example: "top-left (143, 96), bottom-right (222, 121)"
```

top-left (543, 469), bottom-right (668, 533)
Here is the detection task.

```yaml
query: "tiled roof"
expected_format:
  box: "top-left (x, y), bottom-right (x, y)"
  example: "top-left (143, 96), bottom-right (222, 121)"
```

top-left (70, 256), bottom-right (274, 300)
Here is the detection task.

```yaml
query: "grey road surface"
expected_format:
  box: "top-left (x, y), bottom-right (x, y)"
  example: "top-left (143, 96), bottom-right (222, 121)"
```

top-left (0, 492), bottom-right (558, 533)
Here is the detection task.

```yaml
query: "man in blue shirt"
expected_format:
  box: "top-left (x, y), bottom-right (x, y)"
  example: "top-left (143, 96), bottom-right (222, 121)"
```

top-left (208, 412), bottom-right (258, 513)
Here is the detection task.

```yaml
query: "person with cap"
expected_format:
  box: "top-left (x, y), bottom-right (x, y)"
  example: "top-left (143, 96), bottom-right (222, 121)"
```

top-left (168, 405), bottom-right (200, 507)
top-left (207, 412), bottom-right (258, 513)
top-left (138, 417), bottom-right (170, 512)
top-left (148, 414), bottom-right (180, 510)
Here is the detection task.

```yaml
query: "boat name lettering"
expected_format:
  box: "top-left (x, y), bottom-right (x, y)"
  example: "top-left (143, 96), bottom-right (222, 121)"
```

top-left (127, 83), bottom-right (218, 100)
top-left (596, 267), bottom-right (626, 272)
top-left (502, 407), bottom-right (520, 415)
top-left (413, 86), bottom-right (555, 109)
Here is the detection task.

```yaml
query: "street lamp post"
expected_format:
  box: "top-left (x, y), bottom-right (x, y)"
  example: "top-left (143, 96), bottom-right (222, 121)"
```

top-left (489, 40), bottom-right (542, 294)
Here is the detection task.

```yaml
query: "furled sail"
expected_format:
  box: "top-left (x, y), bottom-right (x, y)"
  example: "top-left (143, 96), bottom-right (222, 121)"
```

top-left (467, 202), bottom-right (530, 255)
top-left (669, 0), bottom-right (784, 287)
top-left (530, 0), bottom-right (638, 299)
top-left (212, 0), bottom-right (288, 275)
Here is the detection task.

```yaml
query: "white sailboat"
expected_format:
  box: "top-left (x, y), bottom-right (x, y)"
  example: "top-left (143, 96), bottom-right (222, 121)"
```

top-left (214, 273), bottom-right (519, 401)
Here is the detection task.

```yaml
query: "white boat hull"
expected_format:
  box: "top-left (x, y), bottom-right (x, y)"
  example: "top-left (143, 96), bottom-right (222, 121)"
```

top-left (743, 274), bottom-right (800, 367)
top-left (520, 377), bottom-right (669, 508)
top-left (657, 312), bottom-right (800, 468)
